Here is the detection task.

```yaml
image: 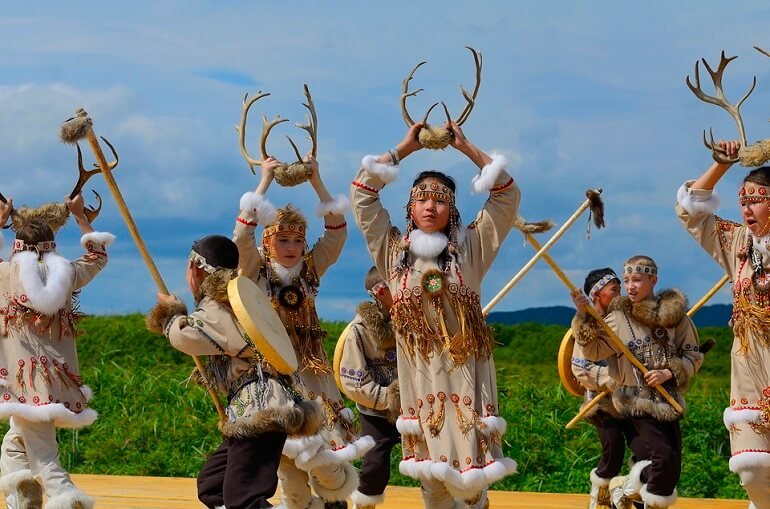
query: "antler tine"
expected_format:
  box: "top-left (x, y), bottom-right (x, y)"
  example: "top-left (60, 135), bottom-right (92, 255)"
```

top-left (261, 114), bottom-right (290, 162)
top-left (296, 84), bottom-right (318, 157)
top-left (98, 136), bottom-right (120, 171)
top-left (69, 143), bottom-right (101, 199)
top-left (83, 190), bottom-right (103, 224)
top-left (755, 46), bottom-right (770, 58)
top-left (455, 46), bottom-right (483, 125)
top-left (685, 51), bottom-right (755, 149)
top-left (235, 91), bottom-right (271, 175)
top-left (286, 136), bottom-right (303, 162)
top-left (401, 61), bottom-right (427, 127)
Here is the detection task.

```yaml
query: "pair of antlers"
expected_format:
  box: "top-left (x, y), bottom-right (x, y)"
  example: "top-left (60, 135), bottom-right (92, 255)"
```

top-left (236, 84), bottom-right (317, 174)
top-left (686, 46), bottom-right (770, 164)
top-left (401, 46), bottom-right (483, 128)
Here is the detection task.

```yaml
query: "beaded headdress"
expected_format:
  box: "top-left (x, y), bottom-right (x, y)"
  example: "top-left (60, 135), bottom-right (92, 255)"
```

top-left (624, 261), bottom-right (658, 276)
top-left (588, 273), bottom-right (619, 301)
top-left (739, 183), bottom-right (770, 205)
top-left (261, 205), bottom-right (308, 256)
top-left (12, 239), bottom-right (57, 255)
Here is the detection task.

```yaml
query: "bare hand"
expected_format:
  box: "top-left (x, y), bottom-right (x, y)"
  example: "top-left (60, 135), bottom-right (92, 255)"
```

top-left (305, 153), bottom-right (320, 183)
top-left (262, 156), bottom-right (281, 174)
top-left (65, 193), bottom-right (86, 217)
top-left (644, 369), bottom-right (672, 387)
top-left (395, 122), bottom-right (425, 159)
top-left (570, 289), bottom-right (588, 316)
top-left (447, 121), bottom-right (470, 152)
top-left (156, 293), bottom-right (180, 306)
top-left (0, 197), bottom-right (13, 226)
top-left (718, 140), bottom-right (741, 161)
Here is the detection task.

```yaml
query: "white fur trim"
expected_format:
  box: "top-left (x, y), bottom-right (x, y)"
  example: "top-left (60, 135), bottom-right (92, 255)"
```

top-left (270, 260), bottom-right (303, 286)
top-left (480, 416), bottom-right (507, 436)
top-left (239, 192), bottom-right (278, 225)
top-left (44, 488), bottom-right (94, 509)
top-left (350, 489), bottom-right (385, 506)
top-left (724, 406), bottom-right (762, 428)
top-left (340, 407), bottom-right (355, 423)
top-left (676, 181), bottom-right (720, 216)
top-left (0, 403), bottom-right (97, 429)
top-left (399, 456), bottom-right (516, 494)
top-left (471, 152), bottom-right (508, 194)
top-left (13, 251), bottom-right (74, 315)
top-left (297, 434), bottom-right (375, 471)
top-left (362, 155), bottom-right (399, 184)
top-left (590, 467), bottom-right (611, 487)
top-left (640, 485), bottom-right (677, 507)
top-left (0, 469), bottom-right (33, 493)
top-left (80, 385), bottom-right (94, 402)
top-left (214, 506), bottom-right (225, 509)
top-left (408, 230), bottom-right (448, 259)
top-left (729, 450), bottom-right (770, 472)
top-left (396, 416), bottom-right (423, 436)
top-left (309, 462), bottom-right (359, 502)
top-left (316, 195), bottom-right (350, 217)
top-left (282, 434), bottom-right (324, 461)
top-left (80, 231), bottom-right (115, 250)
top-left (627, 459), bottom-right (651, 495)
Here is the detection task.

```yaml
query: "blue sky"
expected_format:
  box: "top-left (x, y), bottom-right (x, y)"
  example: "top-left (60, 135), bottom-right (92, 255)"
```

top-left (1, 2), bottom-right (769, 320)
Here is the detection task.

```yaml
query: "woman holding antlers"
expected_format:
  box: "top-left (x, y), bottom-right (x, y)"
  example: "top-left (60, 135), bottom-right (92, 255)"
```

top-left (350, 121), bottom-right (520, 509)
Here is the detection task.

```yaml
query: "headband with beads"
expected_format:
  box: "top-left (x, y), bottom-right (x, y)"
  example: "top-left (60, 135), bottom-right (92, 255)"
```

top-left (739, 183), bottom-right (770, 205)
top-left (410, 179), bottom-right (455, 205)
top-left (624, 262), bottom-right (658, 276)
top-left (588, 273), bottom-right (619, 301)
top-left (188, 250), bottom-right (217, 274)
top-left (12, 239), bottom-right (56, 254)
top-left (262, 222), bottom-right (306, 240)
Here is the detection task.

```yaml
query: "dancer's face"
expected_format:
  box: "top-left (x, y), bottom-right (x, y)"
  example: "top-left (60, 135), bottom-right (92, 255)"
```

top-left (271, 233), bottom-right (304, 268)
top-left (742, 200), bottom-right (770, 236)
top-left (186, 261), bottom-right (206, 296)
top-left (592, 280), bottom-right (620, 314)
top-left (623, 273), bottom-right (656, 303)
top-left (411, 181), bottom-right (451, 234)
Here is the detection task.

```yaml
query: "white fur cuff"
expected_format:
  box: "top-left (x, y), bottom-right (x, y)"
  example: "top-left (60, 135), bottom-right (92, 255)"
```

top-left (362, 155), bottom-right (399, 184)
top-left (724, 406), bottom-right (762, 428)
top-left (640, 485), bottom-right (677, 507)
top-left (729, 450), bottom-right (770, 473)
top-left (396, 416), bottom-right (424, 436)
top-left (481, 415), bottom-right (507, 436)
top-left (240, 192), bottom-right (278, 225)
top-left (80, 232), bottom-right (115, 250)
top-left (471, 152), bottom-right (508, 194)
top-left (316, 194), bottom-right (350, 217)
top-left (677, 181), bottom-right (720, 216)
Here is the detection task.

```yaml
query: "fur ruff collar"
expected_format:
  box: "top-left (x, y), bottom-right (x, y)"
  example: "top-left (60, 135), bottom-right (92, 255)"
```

top-left (608, 289), bottom-right (687, 328)
top-left (357, 301), bottom-right (396, 352)
top-left (270, 260), bottom-right (303, 286)
top-left (408, 229), bottom-right (448, 259)
top-left (12, 251), bottom-right (74, 315)
top-left (197, 269), bottom-right (238, 305)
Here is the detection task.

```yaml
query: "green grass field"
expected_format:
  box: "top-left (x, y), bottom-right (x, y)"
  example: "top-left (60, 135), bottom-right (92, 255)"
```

top-left (22, 316), bottom-right (743, 499)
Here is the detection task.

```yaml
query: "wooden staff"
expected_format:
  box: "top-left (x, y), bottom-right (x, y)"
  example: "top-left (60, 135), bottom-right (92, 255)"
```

top-left (565, 273), bottom-right (729, 429)
top-left (60, 109), bottom-right (227, 421)
top-left (482, 189), bottom-right (602, 315)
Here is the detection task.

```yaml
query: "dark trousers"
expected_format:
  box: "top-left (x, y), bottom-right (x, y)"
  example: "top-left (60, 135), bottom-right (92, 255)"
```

top-left (632, 417), bottom-right (682, 496)
top-left (197, 431), bottom-right (287, 509)
top-left (589, 411), bottom-right (638, 479)
top-left (358, 412), bottom-right (400, 497)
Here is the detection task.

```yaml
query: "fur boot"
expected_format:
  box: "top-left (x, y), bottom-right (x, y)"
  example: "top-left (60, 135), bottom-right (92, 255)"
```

top-left (588, 468), bottom-right (611, 509)
top-left (609, 460), bottom-right (649, 509)
top-left (350, 489), bottom-right (383, 509)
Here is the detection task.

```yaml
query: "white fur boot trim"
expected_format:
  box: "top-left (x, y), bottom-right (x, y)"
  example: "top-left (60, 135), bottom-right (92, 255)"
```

top-left (361, 156), bottom-right (398, 184)
top-left (0, 468), bottom-right (34, 493)
top-left (44, 488), bottom-right (94, 509)
top-left (239, 192), bottom-right (278, 225)
top-left (480, 416), bottom-right (506, 436)
top-left (309, 462), bottom-right (359, 502)
top-left (590, 468), bottom-right (611, 488)
top-left (396, 416), bottom-right (423, 437)
top-left (471, 152), bottom-right (508, 194)
top-left (214, 506), bottom-right (226, 509)
top-left (298, 435), bottom-right (375, 471)
top-left (676, 181), bottom-right (720, 216)
top-left (316, 195), bottom-right (350, 217)
top-left (626, 459), bottom-right (650, 495)
top-left (350, 489), bottom-right (384, 507)
top-left (640, 485), bottom-right (677, 508)
top-left (80, 231), bottom-right (115, 250)
top-left (729, 450), bottom-right (770, 473)
top-left (399, 456), bottom-right (517, 494)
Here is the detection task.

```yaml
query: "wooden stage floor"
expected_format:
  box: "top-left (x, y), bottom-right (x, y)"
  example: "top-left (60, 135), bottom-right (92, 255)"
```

top-left (0, 474), bottom-right (748, 509)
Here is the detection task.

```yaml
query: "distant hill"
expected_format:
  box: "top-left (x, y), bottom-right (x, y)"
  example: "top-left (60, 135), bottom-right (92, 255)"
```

top-left (487, 303), bottom-right (733, 328)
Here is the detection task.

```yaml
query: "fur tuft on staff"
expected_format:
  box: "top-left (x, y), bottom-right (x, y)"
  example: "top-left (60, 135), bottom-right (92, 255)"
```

top-left (514, 217), bottom-right (554, 234)
top-left (586, 189), bottom-right (605, 229)
top-left (60, 108), bottom-right (92, 144)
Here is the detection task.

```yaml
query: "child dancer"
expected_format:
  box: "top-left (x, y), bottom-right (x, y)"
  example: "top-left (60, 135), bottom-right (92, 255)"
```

top-left (147, 234), bottom-right (321, 509)
top-left (339, 267), bottom-right (400, 509)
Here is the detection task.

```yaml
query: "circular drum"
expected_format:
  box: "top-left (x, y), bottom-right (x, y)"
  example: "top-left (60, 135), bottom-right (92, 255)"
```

top-left (227, 276), bottom-right (298, 375)
top-left (332, 321), bottom-right (355, 395)
top-left (557, 328), bottom-right (585, 397)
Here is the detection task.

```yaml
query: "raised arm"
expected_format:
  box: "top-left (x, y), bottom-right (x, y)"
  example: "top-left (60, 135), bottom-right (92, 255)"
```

top-left (233, 164), bottom-right (277, 279)
top-left (67, 193), bottom-right (114, 290)
top-left (306, 154), bottom-right (348, 277)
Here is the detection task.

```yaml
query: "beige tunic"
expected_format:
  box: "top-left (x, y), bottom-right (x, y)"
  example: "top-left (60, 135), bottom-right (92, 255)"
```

top-left (677, 181), bottom-right (770, 472)
top-left (350, 163), bottom-right (519, 497)
top-left (572, 292), bottom-right (703, 422)
top-left (338, 301), bottom-right (397, 420)
top-left (234, 202), bottom-right (372, 471)
top-left (571, 341), bottom-right (619, 418)
top-left (0, 232), bottom-right (112, 428)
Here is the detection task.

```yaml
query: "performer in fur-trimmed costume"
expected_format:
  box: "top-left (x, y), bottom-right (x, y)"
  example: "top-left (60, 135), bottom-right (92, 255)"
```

top-left (338, 267), bottom-right (400, 509)
top-left (350, 121), bottom-right (520, 509)
top-left (570, 268), bottom-right (639, 509)
top-left (146, 235), bottom-right (321, 509)
top-left (677, 140), bottom-right (770, 508)
top-left (234, 155), bottom-right (373, 509)
top-left (571, 256), bottom-right (703, 509)
top-left (0, 194), bottom-right (114, 509)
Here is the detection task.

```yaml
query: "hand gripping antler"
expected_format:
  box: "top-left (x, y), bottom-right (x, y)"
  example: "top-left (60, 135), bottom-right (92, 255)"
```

top-left (686, 51), bottom-right (756, 164)
top-left (235, 91), bottom-right (289, 174)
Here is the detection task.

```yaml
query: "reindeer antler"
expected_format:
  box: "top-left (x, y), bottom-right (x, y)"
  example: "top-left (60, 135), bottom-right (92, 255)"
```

top-left (235, 91), bottom-right (289, 174)
top-left (295, 84), bottom-right (318, 157)
top-left (67, 138), bottom-right (118, 223)
top-left (686, 51), bottom-right (756, 164)
top-left (401, 62), bottom-right (426, 127)
top-left (456, 46), bottom-right (483, 125)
